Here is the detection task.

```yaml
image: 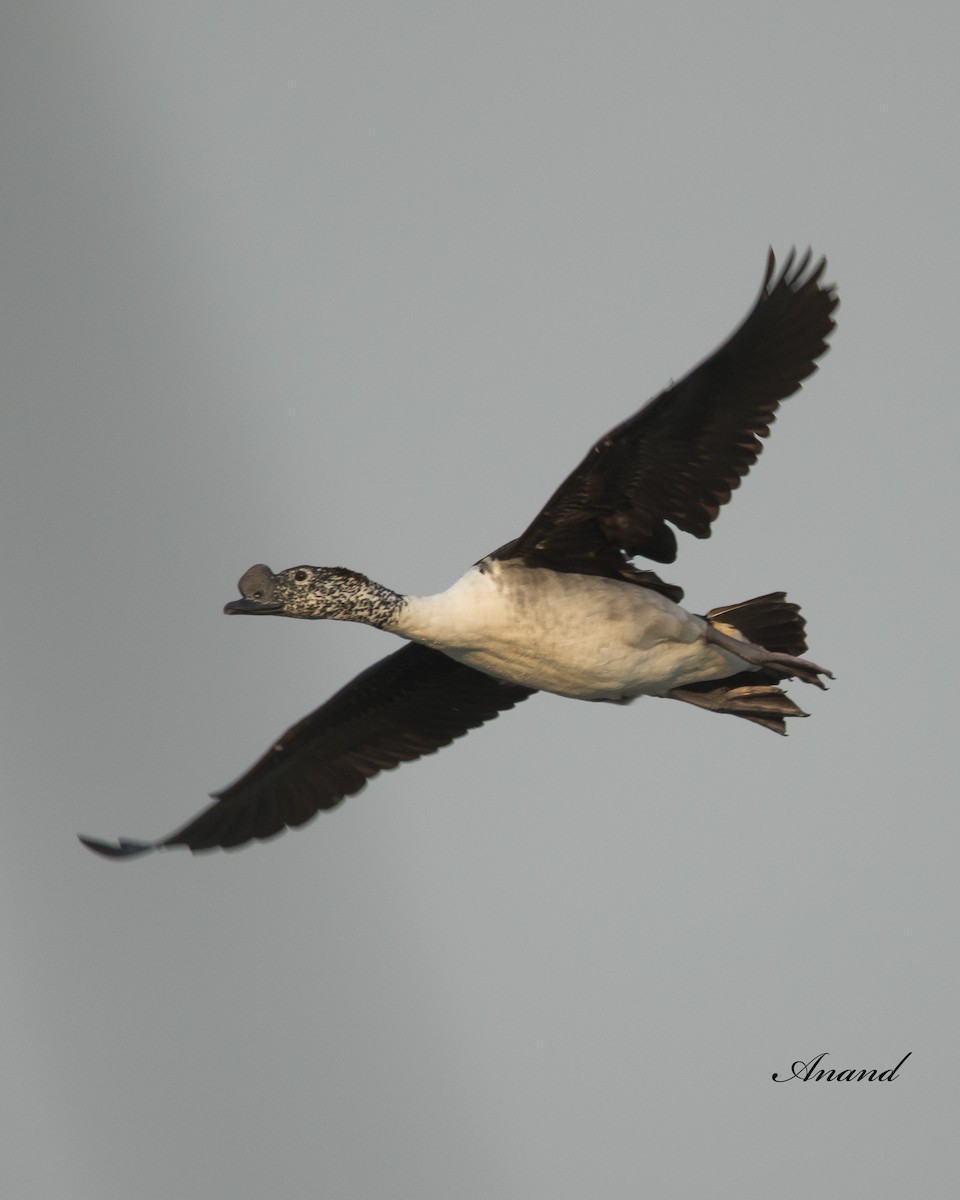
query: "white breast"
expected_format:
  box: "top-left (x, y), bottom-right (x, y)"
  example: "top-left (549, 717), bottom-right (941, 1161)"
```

top-left (393, 560), bottom-right (751, 701)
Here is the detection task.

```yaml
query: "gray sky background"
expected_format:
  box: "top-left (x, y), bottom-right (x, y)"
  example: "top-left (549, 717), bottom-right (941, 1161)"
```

top-left (3, 3), bottom-right (958, 1197)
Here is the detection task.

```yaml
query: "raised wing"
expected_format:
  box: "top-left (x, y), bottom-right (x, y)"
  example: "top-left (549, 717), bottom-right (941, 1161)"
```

top-left (79, 644), bottom-right (534, 856)
top-left (499, 249), bottom-right (837, 574)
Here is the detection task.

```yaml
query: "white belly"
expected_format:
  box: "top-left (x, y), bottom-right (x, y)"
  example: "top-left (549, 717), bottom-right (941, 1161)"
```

top-left (393, 561), bottom-right (752, 701)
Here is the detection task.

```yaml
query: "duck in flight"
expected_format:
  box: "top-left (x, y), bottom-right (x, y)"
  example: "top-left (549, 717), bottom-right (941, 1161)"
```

top-left (81, 249), bottom-right (837, 859)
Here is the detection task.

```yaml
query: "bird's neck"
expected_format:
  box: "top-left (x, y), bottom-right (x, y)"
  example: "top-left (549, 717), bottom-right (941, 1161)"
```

top-left (329, 574), bottom-right (408, 630)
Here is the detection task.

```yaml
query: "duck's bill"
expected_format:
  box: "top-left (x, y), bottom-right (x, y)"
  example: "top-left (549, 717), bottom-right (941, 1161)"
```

top-left (223, 597), bottom-right (283, 615)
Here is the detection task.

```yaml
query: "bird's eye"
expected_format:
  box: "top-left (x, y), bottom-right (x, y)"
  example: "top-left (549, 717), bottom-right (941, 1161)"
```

top-left (294, 570), bottom-right (308, 583)
top-left (252, 591), bottom-right (263, 600)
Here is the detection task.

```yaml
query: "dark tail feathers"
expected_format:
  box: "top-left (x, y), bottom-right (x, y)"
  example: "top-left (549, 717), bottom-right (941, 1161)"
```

top-left (703, 591), bottom-right (807, 657)
top-left (671, 593), bottom-right (818, 735)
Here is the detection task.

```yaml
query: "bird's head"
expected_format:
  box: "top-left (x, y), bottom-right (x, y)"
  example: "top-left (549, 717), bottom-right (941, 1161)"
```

top-left (224, 563), bottom-right (401, 626)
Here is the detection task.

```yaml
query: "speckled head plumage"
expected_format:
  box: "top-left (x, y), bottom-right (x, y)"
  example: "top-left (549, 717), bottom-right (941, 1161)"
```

top-left (224, 564), bottom-right (404, 627)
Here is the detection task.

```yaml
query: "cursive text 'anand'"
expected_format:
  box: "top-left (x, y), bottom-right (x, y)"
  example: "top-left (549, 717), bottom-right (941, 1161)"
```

top-left (772, 1052), bottom-right (911, 1082)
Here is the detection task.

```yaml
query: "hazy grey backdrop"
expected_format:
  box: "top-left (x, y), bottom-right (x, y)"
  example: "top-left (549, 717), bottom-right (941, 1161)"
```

top-left (3, 3), bottom-right (957, 1197)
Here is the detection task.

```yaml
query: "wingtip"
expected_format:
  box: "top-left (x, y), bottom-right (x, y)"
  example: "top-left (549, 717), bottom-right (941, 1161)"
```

top-left (78, 833), bottom-right (158, 860)
top-left (764, 246), bottom-right (833, 296)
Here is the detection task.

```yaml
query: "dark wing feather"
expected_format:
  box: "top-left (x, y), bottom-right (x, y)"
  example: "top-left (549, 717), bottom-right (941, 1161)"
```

top-left (79, 644), bottom-right (534, 857)
top-left (501, 250), bottom-right (838, 575)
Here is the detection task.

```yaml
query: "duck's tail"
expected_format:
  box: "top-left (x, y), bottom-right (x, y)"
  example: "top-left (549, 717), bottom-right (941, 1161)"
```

top-left (704, 591), bottom-right (808, 657)
top-left (669, 593), bottom-right (830, 735)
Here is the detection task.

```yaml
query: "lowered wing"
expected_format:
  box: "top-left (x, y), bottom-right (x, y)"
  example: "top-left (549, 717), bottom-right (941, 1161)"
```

top-left (80, 643), bottom-right (534, 856)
